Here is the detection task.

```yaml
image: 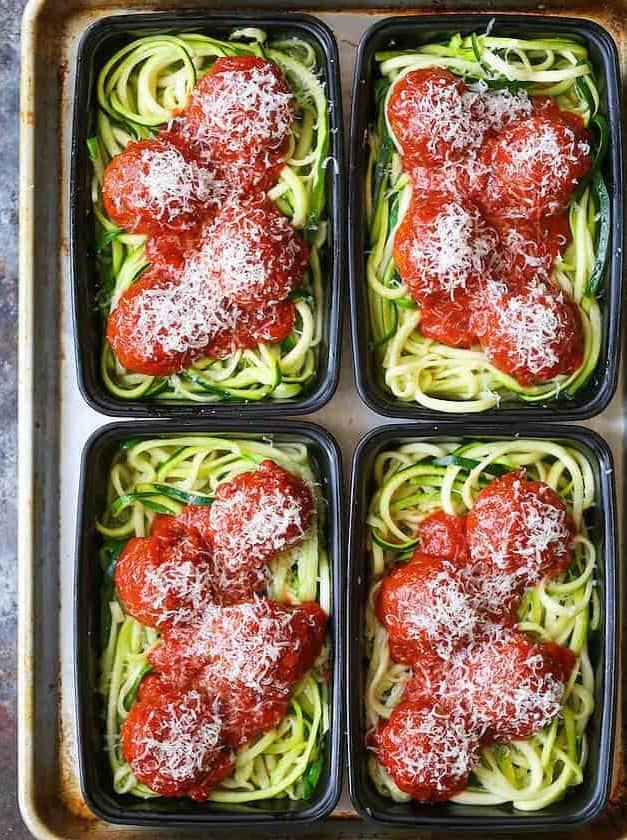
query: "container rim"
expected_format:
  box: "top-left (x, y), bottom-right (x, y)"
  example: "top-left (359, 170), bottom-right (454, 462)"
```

top-left (70, 11), bottom-right (344, 418)
top-left (346, 422), bottom-right (618, 830)
top-left (74, 418), bottom-right (344, 826)
top-left (348, 13), bottom-right (624, 421)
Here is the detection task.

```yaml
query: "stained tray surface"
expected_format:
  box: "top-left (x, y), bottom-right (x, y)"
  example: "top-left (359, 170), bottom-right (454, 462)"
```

top-left (18, 2), bottom-right (626, 839)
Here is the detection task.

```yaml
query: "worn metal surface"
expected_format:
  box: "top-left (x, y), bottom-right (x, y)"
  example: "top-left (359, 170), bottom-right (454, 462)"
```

top-left (3, 0), bottom-right (27, 835)
top-left (17, 1), bottom-right (626, 838)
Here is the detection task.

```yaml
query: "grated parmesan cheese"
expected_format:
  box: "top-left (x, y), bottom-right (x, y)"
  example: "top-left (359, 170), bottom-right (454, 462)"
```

top-left (375, 700), bottom-right (481, 795)
top-left (444, 629), bottom-right (567, 739)
top-left (404, 201), bottom-right (498, 299)
top-left (483, 114), bottom-right (591, 217)
top-left (211, 486), bottom-right (305, 554)
top-left (389, 70), bottom-right (534, 166)
top-left (194, 197), bottom-right (307, 306)
top-left (131, 690), bottom-right (224, 783)
top-left (209, 460), bottom-right (314, 576)
top-left (195, 599), bottom-right (296, 690)
top-left (467, 472), bottom-right (573, 582)
top-left (383, 562), bottom-right (479, 659)
top-left (185, 60), bottom-right (294, 174)
top-left (473, 278), bottom-right (580, 379)
top-left (136, 143), bottom-right (224, 223)
top-left (142, 540), bottom-right (213, 628)
top-left (120, 272), bottom-right (237, 359)
top-left (112, 193), bottom-right (307, 363)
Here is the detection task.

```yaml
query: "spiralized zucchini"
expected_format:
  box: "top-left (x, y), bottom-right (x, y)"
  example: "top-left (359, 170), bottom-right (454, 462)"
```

top-left (89, 30), bottom-right (330, 403)
top-left (367, 32), bottom-right (610, 412)
top-left (98, 435), bottom-right (331, 802)
top-left (365, 437), bottom-right (599, 810)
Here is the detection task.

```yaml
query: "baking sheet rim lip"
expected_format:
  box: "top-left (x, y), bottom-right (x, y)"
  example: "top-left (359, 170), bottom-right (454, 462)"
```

top-left (73, 418), bottom-right (345, 826)
top-left (17, 0), bottom-right (57, 838)
top-left (69, 10), bottom-right (345, 418)
top-left (345, 422), bottom-right (618, 829)
top-left (347, 11), bottom-right (624, 422)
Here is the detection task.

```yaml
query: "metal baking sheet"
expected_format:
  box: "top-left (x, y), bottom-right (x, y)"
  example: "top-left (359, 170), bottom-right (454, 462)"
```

top-left (18, 2), bottom-right (626, 838)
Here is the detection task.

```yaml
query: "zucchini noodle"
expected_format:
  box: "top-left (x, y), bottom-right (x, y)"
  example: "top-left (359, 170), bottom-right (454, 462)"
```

top-left (364, 437), bottom-right (599, 810)
top-left (366, 32), bottom-right (609, 412)
top-left (97, 435), bottom-right (331, 802)
top-left (89, 30), bottom-right (330, 403)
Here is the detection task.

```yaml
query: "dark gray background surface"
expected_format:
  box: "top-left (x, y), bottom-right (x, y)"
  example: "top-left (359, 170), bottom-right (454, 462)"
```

top-left (1, 0), bottom-right (26, 836)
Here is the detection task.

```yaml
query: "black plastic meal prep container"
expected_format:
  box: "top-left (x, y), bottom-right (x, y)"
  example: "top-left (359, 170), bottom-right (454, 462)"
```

top-left (348, 14), bottom-right (624, 421)
top-left (74, 419), bottom-right (344, 827)
top-left (346, 423), bottom-right (618, 831)
top-left (70, 12), bottom-right (344, 417)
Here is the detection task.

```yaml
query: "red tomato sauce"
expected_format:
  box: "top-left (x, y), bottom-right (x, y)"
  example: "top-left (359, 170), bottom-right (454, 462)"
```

top-left (417, 511), bottom-right (468, 564)
top-left (144, 227), bottom-right (205, 272)
top-left (120, 688), bottom-right (234, 799)
top-left (452, 631), bottom-right (576, 741)
top-left (148, 599), bottom-right (327, 747)
top-left (107, 231), bottom-right (308, 376)
top-left (371, 467), bottom-right (579, 802)
top-left (418, 293), bottom-right (478, 349)
top-left (102, 137), bottom-right (214, 237)
top-left (393, 194), bottom-right (497, 306)
top-left (183, 55), bottom-right (294, 190)
top-left (209, 459), bottom-right (315, 565)
top-left (469, 278), bottom-right (584, 386)
top-left (151, 504), bottom-right (213, 548)
top-left (369, 697), bottom-right (482, 802)
top-left (106, 270), bottom-right (201, 377)
top-left (205, 301), bottom-right (295, 360)
top-left (386, 69), bottom-right (591, 384)
top-left (376, 551), bottom-right (478, 667)
top-left (137, 672), bottom-right (173, 705)
top-left (114, 459), bottom-right (327, 799)
top-left (149, 460), bottom-right (313, 604)
top-left (466, 469), bottom-right (575, 585)
top-left (114, 533), bottom-right (213, 631)
top-left (203, 196), bottom-right (310, 308)
top-left (104, 56), bottom-right (305, 376)
top-left (386, 67), bottom-right (478, 167)
top-left (477, 111), bottom-right (591, 222)
top-left (493, 215), bottom-right (571, 285)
